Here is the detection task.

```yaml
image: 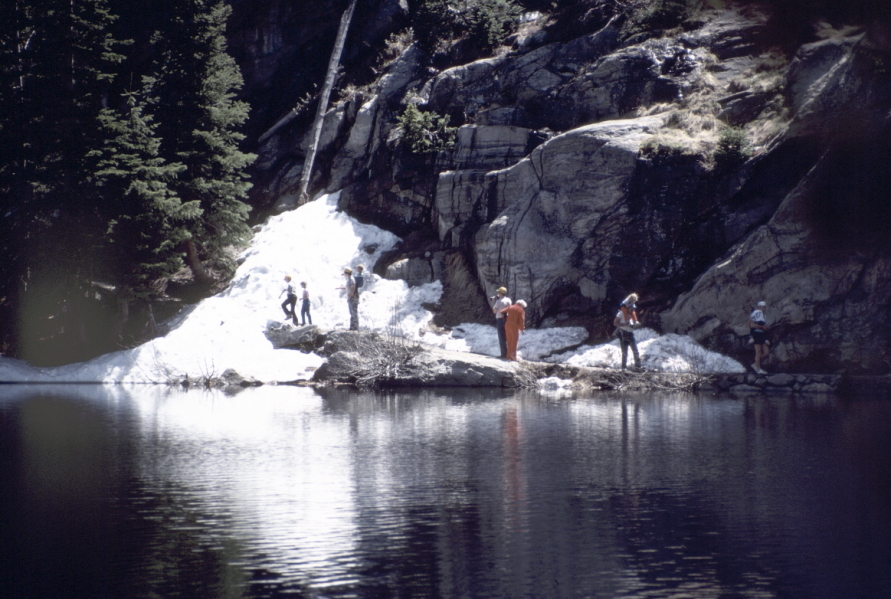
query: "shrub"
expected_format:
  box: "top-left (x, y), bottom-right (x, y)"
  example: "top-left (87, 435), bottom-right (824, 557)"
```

top-left (412, 0), bottom-right (521, 54)
top-left (412, 0), bottom-right (455, 55)
top-left (625, 0), bottom-right (701, 35)
top-left (397, 102), bottom-right (457, 154)
top-left (713, 127), bottom-right (750, 167)
top-left (467, 0), bottom-right (522, 49)
top-left (640, 133), bottom-right (697, 159)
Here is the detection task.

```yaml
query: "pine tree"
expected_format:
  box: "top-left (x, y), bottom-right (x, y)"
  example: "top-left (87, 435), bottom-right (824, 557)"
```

top-left (150, 0), bottom-right (255, 283)
top-left (91, 92), bottom-right (199, 299)
top-left (0, 0), bottom-right (129, 356)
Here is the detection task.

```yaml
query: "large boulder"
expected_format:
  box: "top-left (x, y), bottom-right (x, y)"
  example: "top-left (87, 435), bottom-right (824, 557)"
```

top-left (311, 330), bottom-right (528, 387)
top-left (472, 116), bottom-right (663, 321)
top-left (264, 322), bottom-right (324, 351)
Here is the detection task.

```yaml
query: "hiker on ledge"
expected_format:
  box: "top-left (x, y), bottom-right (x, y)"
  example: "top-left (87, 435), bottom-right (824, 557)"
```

top-left (614, 293), bottom-right (642, 370)
top-left (500, 300), bottom-right (527, 361)
top-left (749, 300), bottom-right (769, 374)
top-left (490, 286), bottom-right (512, 359)
top-left (337, 268), bottom-right (359, 330)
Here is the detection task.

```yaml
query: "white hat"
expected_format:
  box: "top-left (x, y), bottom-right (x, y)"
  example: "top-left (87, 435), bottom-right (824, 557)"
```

top-left (756, 301), bottom-right (766, 307)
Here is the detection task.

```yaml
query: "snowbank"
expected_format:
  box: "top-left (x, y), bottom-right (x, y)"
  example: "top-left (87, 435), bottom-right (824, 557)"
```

top-left (546, 328), bottom-right (745, 373)
top-left (0, 193), bottom-right (744, 384)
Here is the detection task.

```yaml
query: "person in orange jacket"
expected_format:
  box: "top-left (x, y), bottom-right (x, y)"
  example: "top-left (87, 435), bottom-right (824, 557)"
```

top-left (500, 300), bottom-right (527, 361)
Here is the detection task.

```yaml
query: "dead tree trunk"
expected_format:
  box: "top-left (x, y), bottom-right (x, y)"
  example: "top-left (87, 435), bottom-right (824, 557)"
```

top-left (296, 0), bottom-right (358, 203)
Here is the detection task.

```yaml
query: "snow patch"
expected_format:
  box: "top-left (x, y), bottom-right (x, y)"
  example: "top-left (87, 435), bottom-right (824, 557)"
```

top-left (0, 193), bottom-right (744, 383)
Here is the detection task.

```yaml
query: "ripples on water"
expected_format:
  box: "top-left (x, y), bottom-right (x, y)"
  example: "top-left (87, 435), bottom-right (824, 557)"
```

top-left (0, 384), bottom-right (888, 599)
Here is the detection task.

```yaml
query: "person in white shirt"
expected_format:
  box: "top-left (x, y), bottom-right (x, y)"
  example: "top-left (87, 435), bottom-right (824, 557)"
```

top-left (490, 286), bottom-right (512, 359)
top-left (613, 293), bottom-right (641, 370)
top-left (748, 300), bottom-right (769, 374)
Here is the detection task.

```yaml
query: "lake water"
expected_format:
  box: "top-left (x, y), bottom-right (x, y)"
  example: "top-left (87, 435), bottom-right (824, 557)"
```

top-left (0, 384), bottom-right (888, 599)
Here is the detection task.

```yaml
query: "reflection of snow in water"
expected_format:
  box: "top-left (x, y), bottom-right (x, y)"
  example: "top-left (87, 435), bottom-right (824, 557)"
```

top-left (0, 193), bottom-right (744, 384)
top-left (128, 385), bottom-right (361, 590)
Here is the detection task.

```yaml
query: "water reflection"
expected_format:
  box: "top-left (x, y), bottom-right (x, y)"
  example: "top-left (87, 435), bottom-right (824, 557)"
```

top-left (0, 385), bottom-right (888, 598)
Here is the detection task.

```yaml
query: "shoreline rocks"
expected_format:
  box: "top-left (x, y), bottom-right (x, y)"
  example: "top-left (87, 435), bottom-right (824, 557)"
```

top-left (262, 326), bottom-right (882, 394)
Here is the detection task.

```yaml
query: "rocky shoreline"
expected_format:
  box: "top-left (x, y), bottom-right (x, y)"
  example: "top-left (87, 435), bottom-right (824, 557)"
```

top-left (175, 327), bottom-right (888, 396)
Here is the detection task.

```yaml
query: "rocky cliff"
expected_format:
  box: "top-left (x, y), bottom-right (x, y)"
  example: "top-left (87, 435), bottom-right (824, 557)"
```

top-left (231, 1), bottom-right (891, 373)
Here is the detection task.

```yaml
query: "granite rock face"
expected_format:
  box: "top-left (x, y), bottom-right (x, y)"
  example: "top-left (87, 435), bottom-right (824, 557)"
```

top-left (244, 2), bottom-right (891, 373)
top-left (661, 34), bottom-right (891, 372)
top-left (471, 116), bottom-right (663, 315)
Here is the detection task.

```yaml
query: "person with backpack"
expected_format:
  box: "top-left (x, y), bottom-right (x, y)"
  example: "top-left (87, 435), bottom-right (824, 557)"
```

top-left (748, 300), bottom-right (770, 374)
top-left (338, 267), bottom-right (359, 330)
top-left (299, 281), bottom-right (312, 326)
top-left (279, 275), bottom-right (298, 324)
top-left (353, 264), bottom-right (365, 294)
top-left (490, 286), bottom-right (512, 359)
top-left (613, 293), bottom-right (641, 370)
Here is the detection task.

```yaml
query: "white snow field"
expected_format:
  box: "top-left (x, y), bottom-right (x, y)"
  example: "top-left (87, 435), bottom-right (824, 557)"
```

top-left (0, 193), bottom-right (743, 384)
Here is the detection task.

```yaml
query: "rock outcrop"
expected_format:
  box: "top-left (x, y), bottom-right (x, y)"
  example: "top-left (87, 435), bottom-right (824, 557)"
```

top-left (244, 3), bottom-right (891, 373)
top-left (661, 33), bottom-right (891, 372)
top-left (308, 329), bottom-right (530, 387)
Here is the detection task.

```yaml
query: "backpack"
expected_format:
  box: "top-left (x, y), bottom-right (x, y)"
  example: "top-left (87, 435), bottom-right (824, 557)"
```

top-left (354, 272), bottom-right (364, 289)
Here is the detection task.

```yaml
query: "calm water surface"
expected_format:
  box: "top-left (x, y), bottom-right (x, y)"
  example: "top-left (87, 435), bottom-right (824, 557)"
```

top-left (0, 384), bottom-right (888, 599)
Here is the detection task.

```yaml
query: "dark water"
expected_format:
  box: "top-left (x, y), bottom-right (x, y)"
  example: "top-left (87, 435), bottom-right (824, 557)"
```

top-left (0, 385), bottom-right (888, 599)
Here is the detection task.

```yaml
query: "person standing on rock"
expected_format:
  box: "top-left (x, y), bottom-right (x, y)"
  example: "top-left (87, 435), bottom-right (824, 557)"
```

top-left (749, 300), bottom-right (769, 374)
top-left (338, 267), bottom-right (359, 330)
top-left (299, 281), bottom-right (312, 326)
top-left (490, 286), bottom-right (512, 358)
top-left (613, 293), bottom-right (642, 370)
top-left (279, 275), bottom-right (298, 324)
top-left (500, 300), bottom-right (526, 361)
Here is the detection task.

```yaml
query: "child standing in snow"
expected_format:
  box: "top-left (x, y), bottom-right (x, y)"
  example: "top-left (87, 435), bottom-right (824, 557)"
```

top-left (300, 281), bottom-right (312, 325)
top-left (279, 275), bottom-right (297, 323)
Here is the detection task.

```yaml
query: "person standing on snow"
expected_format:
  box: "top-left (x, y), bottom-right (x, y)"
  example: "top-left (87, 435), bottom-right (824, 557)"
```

top-left (299, 281), bottom-right (312, 326)
top-left (490, 286), bottom-right (512, 358)
top-left (613, 293), bottom-right (642, 370)
top-left (279, 275), bottom-right (298, 324)
top-left (500, 299), bottom-right (527, 361)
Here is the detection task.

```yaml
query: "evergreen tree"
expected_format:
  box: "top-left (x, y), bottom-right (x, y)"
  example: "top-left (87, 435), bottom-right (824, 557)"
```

top-left (90, 92), bottom-right (198, 299)
top-left (150, 0), bottom-right (255, 282)
top-left (0, 0), bottom-right (128, 356)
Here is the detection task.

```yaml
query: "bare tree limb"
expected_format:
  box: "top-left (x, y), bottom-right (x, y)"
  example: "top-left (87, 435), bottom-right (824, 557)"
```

top-left (296, 0), bottom-right (358, 203)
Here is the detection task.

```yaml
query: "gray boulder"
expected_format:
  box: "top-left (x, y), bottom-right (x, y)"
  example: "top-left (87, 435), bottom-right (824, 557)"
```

top-left (311, 330), bottom-right (527, 387)
top-left (384, 255), bottom-right (443, 287)
top-left (472, 115), bottom-right (664, 318)
top-left (264, 322), bottom-right (324, 351)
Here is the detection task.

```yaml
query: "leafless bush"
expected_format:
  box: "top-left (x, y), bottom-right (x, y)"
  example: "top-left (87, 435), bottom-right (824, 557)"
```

top-left (336, 332), bottom-right (424, 387)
